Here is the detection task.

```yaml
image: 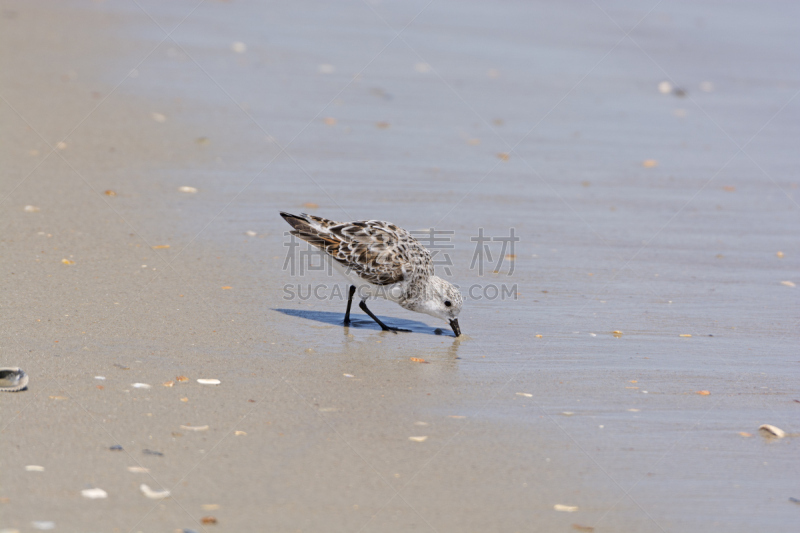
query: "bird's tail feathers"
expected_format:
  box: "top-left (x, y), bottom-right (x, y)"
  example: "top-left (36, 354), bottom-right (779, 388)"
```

top-left (280, 212), bottom-right (340, 250)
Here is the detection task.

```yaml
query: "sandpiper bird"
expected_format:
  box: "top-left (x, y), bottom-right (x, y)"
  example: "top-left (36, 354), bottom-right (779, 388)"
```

top-left (280, 212), bottom-right (462, 336)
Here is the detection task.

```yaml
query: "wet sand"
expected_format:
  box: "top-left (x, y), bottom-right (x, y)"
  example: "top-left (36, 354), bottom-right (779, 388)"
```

top-left (1, 1), bottom-right (798, 532)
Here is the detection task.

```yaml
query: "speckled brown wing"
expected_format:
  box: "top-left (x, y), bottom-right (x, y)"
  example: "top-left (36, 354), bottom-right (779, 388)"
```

top-left (280, 212), bottom-right (433, 286)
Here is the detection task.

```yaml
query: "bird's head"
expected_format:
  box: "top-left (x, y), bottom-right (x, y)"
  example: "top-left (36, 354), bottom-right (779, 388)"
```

top-left (413, 276), bottom-right (463, 336)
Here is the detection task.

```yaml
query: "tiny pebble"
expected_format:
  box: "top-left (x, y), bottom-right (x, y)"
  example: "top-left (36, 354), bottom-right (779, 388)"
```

top-left (516, 392), bottom-right (533, 397)
top-left (699, 81), bottom-right (714, 92)
top-left (178, 186), bottom-right (198, 193)
top-left (94, 376), bottom-right (105, 380)
top-left (109, 445), bottom-right (123, 451)
top-left (245, 230), bottom-right (257, 237)
top-left (658, 81), bottom-right (673, 94)
top-left (25, 465), bottom-right (45, 472)
top-left (132, 383), bottom-right (152, 389)
top-left (142, 449), bottom-right (164, 456)
top-left (780, 280), bottom-right (796, 288)
top-left (408, 436), bottom-right (428, 442)
top-left (127, 466), bottom-right (149, 473)
top-left (24, 205), bottom-right (40, 212)
top-left (343, 374), bottom-right (354, 378)
top-left (31, 522), bottom-right (55, 531)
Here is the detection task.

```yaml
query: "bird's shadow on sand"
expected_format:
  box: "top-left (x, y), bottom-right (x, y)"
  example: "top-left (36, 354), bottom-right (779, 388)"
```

top-left (273, 308), bottom-right (449, 336)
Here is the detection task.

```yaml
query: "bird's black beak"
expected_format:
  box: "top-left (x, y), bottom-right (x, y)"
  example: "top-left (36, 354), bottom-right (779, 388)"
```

top-left (449, 318), bottom-right (461, 337)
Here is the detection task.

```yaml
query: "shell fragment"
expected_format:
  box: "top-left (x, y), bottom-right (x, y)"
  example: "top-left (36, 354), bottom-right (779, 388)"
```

top-left (140, 484), bottom-right (170, 499)
top-left (197, 379), bottom-right (220, 385)
top-left (759, 424), bottom-right (786, 438)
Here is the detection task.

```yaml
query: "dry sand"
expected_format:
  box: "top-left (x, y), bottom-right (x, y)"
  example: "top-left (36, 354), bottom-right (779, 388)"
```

top-left (1, 1), bottom-right (798, 532)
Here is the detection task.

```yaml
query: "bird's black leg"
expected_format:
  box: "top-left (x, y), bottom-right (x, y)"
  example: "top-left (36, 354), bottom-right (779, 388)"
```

top-left (358, 300), bottom-right (411, 333)
top-left (344, 285), bottom-right (356, 324)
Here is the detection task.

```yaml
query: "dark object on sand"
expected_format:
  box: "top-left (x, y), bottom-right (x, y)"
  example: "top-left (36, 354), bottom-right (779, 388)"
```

top-left (0, 367), bottom-right (29, 392)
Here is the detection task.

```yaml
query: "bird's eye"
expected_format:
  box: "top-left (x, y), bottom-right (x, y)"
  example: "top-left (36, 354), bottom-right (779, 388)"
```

top-left (444, 300), bottom-right (452, 307)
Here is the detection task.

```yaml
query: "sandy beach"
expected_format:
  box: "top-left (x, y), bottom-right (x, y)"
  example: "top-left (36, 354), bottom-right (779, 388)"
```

top-left (1, 1), bottom-right (798, 531)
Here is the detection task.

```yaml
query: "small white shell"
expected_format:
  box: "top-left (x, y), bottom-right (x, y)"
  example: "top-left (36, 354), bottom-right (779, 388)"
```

top-left (127, 466), bottom-right (149, 473)
top-left (140, 484), bottom-right (170, 499)
top-left (197, 379), bottom-right (220, 385)
top-left (81, 488), bottom-right (108, 499)
top-left (25, 465), bottom-right (45, 472)
top-left (178, 186), bottom-right (198, 193)
top-left (408, 436), bottom-right (428, 442)
top-left (554, 504), bottom-right (579, 512)
top-left (758, 424), bottom-right (786, 438)
top-left (132, 383), bottom-right (151, 389)
top-left (180, 425), bottom-right (209, 431)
